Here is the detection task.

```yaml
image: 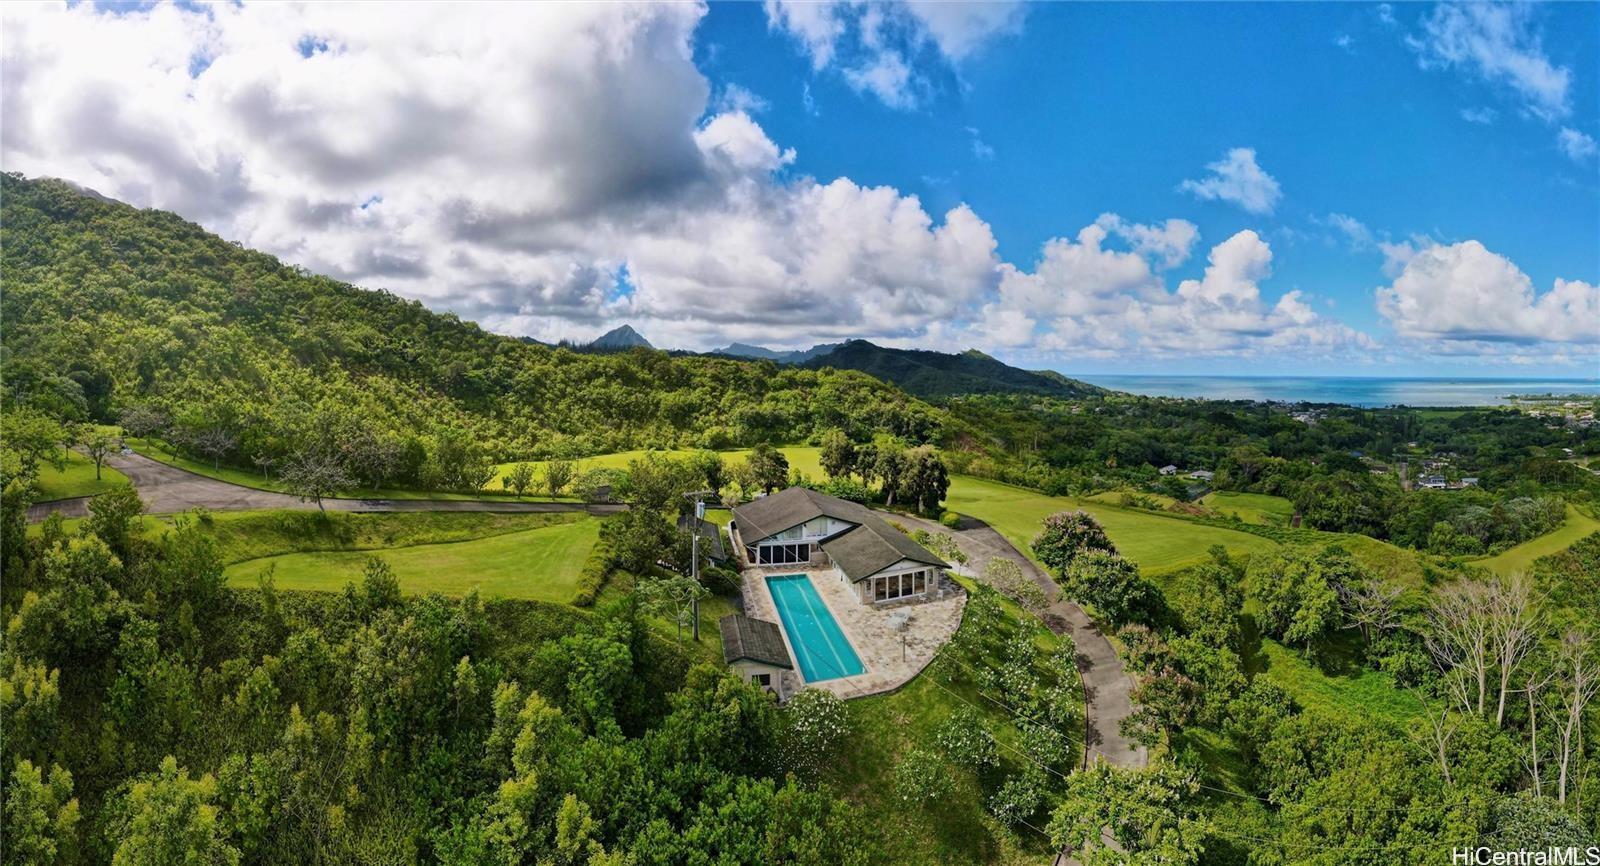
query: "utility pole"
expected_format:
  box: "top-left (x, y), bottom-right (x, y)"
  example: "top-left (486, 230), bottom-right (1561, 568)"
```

top-left (683, 490), bottom-right (715, 641)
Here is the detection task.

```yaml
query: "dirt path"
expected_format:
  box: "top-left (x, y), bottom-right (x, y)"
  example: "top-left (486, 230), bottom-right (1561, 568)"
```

top-left (27, 451), bottom-right (622, 521)
top-left (894, 512), bottom-right (1148, 771)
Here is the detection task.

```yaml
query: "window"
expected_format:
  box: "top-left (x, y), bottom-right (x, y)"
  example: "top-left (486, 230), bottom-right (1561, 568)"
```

top-left (753, 673), bottom-right (772, 688)
top-left (874, 570), bottom-right (930, 602)
top-left (757, 543), bottom-right (810, 565)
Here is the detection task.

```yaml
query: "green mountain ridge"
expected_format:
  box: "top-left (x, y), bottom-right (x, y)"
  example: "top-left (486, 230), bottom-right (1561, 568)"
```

top-left (802, 340), bottom-right (1106, 400)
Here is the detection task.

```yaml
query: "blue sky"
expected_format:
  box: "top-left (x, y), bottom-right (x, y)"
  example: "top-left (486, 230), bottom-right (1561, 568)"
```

top-left (4, 1), bottom-right (1597, 377)
top-left (697, 2), bottom-right (1598, 375)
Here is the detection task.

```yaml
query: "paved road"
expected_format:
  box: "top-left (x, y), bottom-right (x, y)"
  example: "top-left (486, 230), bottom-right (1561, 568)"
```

top-left (895, 512), bottom-right (1148, 771)
top-left (27, 451), bottom-right (622, 521)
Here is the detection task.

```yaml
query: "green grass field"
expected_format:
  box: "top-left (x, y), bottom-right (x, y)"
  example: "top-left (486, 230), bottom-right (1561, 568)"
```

top-left (33, 450), bottom-right (130, 500)
top-left (224, 517), bottom-right (600, 601)
top-left (1200, 491), bottom-right (1294, 526)
top-left (1258, 640), bottom-right (1425, 727)
top-left (946, 475), bottom-right (1277, 574)
top-left (1473, 504), bottom-right (1600, 576)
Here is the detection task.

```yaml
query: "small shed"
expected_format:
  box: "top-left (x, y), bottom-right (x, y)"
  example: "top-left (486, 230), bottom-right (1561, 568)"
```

top-left (1159, 465), bottom-right (1178, 476)
top-left (720, 614), bottom-right (793, 700)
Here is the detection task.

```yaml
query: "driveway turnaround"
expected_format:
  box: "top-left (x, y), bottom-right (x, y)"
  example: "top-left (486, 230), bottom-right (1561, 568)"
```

top-left (27, 450), bottom-right (622, 521)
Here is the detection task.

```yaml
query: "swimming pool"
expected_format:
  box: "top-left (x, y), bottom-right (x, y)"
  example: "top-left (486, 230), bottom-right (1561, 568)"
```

top-left (765, 574), bottom-right (866, 682)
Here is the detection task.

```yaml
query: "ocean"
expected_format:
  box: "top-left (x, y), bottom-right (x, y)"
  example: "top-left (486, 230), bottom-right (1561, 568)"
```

top-left (1075, 375), bottom-right (1600, 408)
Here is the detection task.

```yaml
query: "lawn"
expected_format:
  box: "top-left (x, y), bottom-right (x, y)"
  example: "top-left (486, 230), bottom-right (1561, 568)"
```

top-left (1473, 504), bottom-right (1600, 576)
top-left (1257, 639), bottom-right (1425, 727)
top-left (1200, 491), bottom-right (1294, 526)
top-left (224, 517), bottom-right (601, 602)
top-left (946, 475), bottom-right (1277, 575)
top-left (33, 450), bottom-right (129, 500)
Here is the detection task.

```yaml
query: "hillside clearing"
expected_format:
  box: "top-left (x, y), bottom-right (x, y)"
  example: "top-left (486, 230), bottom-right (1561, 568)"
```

top-left (945, 475), bottom-right (1277, 574)
top-left (1473, 504), bottom-right (1600, 576)
top-left (224, 518), bottom-right (601, 601)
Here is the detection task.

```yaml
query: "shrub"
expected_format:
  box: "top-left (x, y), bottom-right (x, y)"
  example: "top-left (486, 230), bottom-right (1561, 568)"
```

top-left (1030, 511), bottom-right (1116, 575)
top-left (571, 534), bottom-right (615, 607)
top-left (940, 510), bottom-right (962, 529)
top-left (934, 706), bottom-right (997, 771)
top-left (782, 689), bottom-right (852, 782)
top-left (891, 748), bottom-right (951, 804)
top-left (988, 767), bottom-right (1046, 827)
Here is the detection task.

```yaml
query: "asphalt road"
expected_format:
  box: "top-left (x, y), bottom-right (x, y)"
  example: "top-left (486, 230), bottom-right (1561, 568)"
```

top-left (27, 450), bottom-right (623, 521)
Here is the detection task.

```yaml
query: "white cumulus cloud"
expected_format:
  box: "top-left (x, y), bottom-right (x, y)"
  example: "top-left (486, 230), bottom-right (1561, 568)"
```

top-left (1376, 241), bottom-right (1600, 345)
top-left (1179, 148), bottom-right (1283, 216)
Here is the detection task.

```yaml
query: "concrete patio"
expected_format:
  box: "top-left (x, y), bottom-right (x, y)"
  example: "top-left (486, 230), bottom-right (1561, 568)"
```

top-left (738, 566), bottom-right (966, 700)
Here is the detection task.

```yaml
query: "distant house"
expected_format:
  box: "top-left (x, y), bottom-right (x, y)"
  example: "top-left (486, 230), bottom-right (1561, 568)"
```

top-left (719, 614), bottom-right (792, 700)
top-left (730, 487), bottom-right (949, 606)
top-left (1460, 477), bottom-right (1479, 487)
top-left (678, 514), bottom-right (727, 563)
top-left (1188, 470), bottom-right (1214, 482)
top-left (1159, 465), bottom-right (1178, 476)
top-left (1419, 475), bottom-right (1448, 490)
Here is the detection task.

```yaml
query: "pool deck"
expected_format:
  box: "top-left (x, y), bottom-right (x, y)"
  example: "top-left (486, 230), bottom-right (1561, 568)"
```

top-left (739, 566), bottom-right (966, 700)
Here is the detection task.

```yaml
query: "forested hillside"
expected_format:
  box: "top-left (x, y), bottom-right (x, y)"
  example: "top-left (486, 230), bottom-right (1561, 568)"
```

top-left (0, 174), bottom-right (948, 477)
top-left (801, 341), bottom-right (1106, 400)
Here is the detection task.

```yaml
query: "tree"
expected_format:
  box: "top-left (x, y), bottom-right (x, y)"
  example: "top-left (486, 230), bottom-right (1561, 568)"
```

top-left (1062, 550), bottom-right (1156, 627)
top-left (781, 689), bottom-right (852, 782)
top-left (192, 426), bottom-right (237, 471)
top-left (981, 557), bottom-right (1049, 616)
top-left (747, 443), bottom-right (789, 494)
top-left (1031, 511), bottom-right (1116, 575)
top-left (873, 444), bottom-right (907, 505)
top-left (818, 429), bottom-right (856, 480)
top-left (279, 450), bottom-right (355, 513)
top-left (544, 458), bottom-right (575, 499)
top-left (82, 432), bottom-right (115, 481)
top-left (891, 748), bottom-right (951, 804)
top-left (4, 759), bottom-right (80, 866)
top-left (1245, 546), bottom-right (1345, 656)
top-left (1425, 578), bottom-right (1496, 718)
top-left (1550, 628), bottom-right (1598, 803)
top-left (107, 756), bottom-right (240, 866)
top-left (901, 445), bottom-right (949, 514)
top-left (1048, 760), bottom-right (1206, 866)
top-left (118, 405), bottom-right (166, 442)
top-left (1487, 573), bottom-right (1541, 728)
top-left (636, 572), bottom-right (708, 642)
top-left (503, 462), bottom-right (535, 498)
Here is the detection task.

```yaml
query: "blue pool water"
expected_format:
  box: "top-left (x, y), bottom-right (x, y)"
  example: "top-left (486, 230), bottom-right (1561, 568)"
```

top-left (765, 574), bottom-right (865, 682)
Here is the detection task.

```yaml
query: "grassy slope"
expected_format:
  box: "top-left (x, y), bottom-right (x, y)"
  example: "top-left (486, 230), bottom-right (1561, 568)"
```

top-left (1257, 640), bottom-right (1424, 727)
top-left (1472, 504), bottom-right (1600, 576)
top-left (33, 450), bottom-right (130, 500)
top-left (1199, 491), bottom-right (1294, 526)
top-left (224, 518), bottom-right (600, 601)
top-left (945, 475), bottom-right (1277, 574)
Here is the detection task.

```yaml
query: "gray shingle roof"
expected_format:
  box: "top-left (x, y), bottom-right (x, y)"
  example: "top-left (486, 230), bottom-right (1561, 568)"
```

top-left (720, 614), bottom-right (793, 669)
top-left (731, 487), bottom-right (948, 581)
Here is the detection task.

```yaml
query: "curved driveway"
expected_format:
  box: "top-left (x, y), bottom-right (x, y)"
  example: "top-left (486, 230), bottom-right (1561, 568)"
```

top-left (894, 511), bottom-right (1147, 771)
top-left (27, 451), bottom-right (622, 521)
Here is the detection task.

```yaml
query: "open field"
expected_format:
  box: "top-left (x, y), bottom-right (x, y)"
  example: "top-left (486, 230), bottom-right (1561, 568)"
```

top-left (33, 449), bottom-right (129, 500)
top-left (224, 517), bottom-right (600, 601)
top-left (1473, 504), bottom-right (1600, 576)
top-left (945, 475), bottom-right (1277, 574)
top-left (1200, 491), bottom-right (1294, 525)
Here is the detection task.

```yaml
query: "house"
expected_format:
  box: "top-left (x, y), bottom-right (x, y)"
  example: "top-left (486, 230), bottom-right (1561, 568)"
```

top-left (1188, 470), bottom-right (1214, 482)
top-left (678, 513), bottom-right (728, 563)
top-left (1419, 475), bottom-right (1448, 490)
top-left (1159, 465), bottom-right (1178, 476)
top-left (719, 614), bottom-right (792, 700)
top-left (1460, 477), bottom-right (1479, 487)
top-left (730, 487), bottom-right (949, 606)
